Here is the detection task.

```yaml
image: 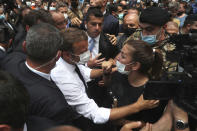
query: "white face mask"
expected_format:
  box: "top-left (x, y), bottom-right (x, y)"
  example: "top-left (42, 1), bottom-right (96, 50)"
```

top-left (64, 13), bottom-right (68, 19)
top-left (71, 50), bottom-right (91, 65)
top-left (49, 7), bottom-right (56, 11)
top-left (116, 61), bottom-right (134, 75)
top-left (77, 50), bottom-right (91, 65)
top-left (44, 6), bottom-right (48, 10)
top-left (26, 1), bottom-right (32, 6)
top-left (31, 3), bottom-right (35, 6)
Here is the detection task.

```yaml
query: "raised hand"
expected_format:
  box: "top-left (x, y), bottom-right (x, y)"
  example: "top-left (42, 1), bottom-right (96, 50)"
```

top-left (106, 34), bottom-right (117, 45)
top-left (136, 95), bottom-right (160, 111)
top-left (87, 53), bottom-right (105, 68)
top-left (71, 17), bottom-right (82, 27)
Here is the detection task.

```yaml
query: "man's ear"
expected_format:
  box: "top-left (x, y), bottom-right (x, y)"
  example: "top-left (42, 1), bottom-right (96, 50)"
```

top-left (131, 62), bottom-right (140, 71)
top-left (163, 24), bottom-right (167, 30)
top-left (8, 39), bottom-right (13, 49)
top-left (25, 25), bottom-right (30, 32)
top-left (62, 51), bottom-right (71, 60)
top-left (186, 24), bottom-right (191, 31)
top-left (0, 124), bottom-right (12, 131)
top-left (22, 41), bottom-right (27, 53)
top-left (111, 11), bottom-right (116, 17)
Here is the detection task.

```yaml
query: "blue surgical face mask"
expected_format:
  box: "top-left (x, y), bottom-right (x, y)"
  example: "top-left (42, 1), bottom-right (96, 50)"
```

top-left (118, 13), bottom-right (124, 20)
top-left (0, 14), bottom-right (5, 20)
top-left (49, 7), bottom-right (56, 11)
top-left (116, 61), bottom-right (134, 75)
top-left (141, 28), bottom-right (161, 45)
top-left (141, 32), bottom-right (157, 45)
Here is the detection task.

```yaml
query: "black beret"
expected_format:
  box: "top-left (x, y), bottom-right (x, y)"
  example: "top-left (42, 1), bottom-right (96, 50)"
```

top-left (140, 7), bottom-right (170, 26)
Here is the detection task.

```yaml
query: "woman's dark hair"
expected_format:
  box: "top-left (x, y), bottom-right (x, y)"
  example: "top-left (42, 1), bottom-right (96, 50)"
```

top-left (125, 40), bottom-right (163, 79)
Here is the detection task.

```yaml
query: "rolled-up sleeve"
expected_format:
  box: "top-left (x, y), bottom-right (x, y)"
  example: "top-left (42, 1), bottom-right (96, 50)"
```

top-left (51, 59), bottom-right (110, 124)
top-left (56, 81), bottom-right (110, 124)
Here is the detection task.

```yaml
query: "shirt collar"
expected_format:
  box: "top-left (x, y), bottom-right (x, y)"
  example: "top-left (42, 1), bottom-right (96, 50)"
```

top-left (88, 34), bottom-right (100, 43)
top-left (58, 57), bottom-right (76, 72)
top-left (25, 61), bottom-right (51, 81)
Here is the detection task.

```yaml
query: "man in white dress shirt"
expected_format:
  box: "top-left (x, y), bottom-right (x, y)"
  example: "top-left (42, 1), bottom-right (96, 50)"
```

top-left (51, 28), bottom-right (160, 126)
top-left (2, 23), bottom-right (77, 131)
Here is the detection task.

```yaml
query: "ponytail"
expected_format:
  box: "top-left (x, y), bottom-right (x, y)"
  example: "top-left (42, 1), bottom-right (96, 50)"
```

top-left (150, 49), bottom-right (163, 80)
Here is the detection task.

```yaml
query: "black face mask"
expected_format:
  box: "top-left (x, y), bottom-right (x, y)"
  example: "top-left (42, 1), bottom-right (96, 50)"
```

top-left (165, 30), bottom-right (177, 37)
top-left (124, 28), bottom-right (136, 36)
top-left (177, 11), bottom-right (184, 16)
top-left (190, 29), bottom-right (197, 33)
top-left (71, 2), bottom-right (78, 9)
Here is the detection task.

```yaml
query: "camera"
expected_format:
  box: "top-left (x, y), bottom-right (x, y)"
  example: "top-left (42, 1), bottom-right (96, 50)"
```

top-left (143, 33), bottom-right (197, 121)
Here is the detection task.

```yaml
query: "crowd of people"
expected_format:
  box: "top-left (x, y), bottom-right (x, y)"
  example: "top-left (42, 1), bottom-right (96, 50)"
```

top-left (0, 0), bottom-right (197, 131)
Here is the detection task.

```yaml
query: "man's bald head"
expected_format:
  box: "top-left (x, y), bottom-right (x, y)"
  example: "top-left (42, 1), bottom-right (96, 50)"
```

top-left (123, 13), bottom-right (139, 29)
top-left (47, 126), bottom-right (81, 131)
top-left (51, 12), bottom-right (66, 30)
top-left (120, 0), bottom-right (127, 6)
top-left (166, 21), bottom-right (179, 34)
top-left (127, 8), bottom-right (139, 15)
top-left (90, 0), bottom-right (107, 7)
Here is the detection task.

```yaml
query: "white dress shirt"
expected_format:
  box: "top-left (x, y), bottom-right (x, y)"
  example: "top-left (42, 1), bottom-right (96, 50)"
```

top-left (88, 35), bottom-right (100, 59)
top-left (51, 58), bottom-right (111, 124)
top-left (25, 62), bottom-right (51, 81)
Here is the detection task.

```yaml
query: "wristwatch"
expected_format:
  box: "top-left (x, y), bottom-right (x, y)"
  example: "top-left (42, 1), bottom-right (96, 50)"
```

top-left (176, 120), bottom-right (189, 130)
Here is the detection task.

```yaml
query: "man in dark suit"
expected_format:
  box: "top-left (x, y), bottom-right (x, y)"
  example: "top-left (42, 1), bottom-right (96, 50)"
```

top-left (84, 8), bottom-right (119, 129)
top-left (0, 18), bottom-right (15, 67)
top-left (2, 23), bottom-right (77, 131)
top-left (85, 7), bottom-right (119, 68)
top-left (103, 4), bottom-right (119, 36)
